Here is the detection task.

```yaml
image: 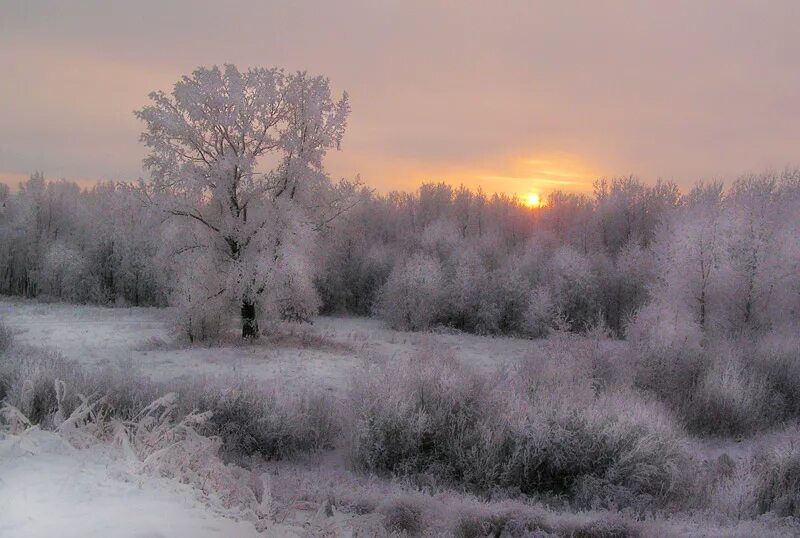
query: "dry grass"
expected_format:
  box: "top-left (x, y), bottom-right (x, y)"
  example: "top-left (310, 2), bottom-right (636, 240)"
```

top-left (0, 344), bottom-right (340, 461)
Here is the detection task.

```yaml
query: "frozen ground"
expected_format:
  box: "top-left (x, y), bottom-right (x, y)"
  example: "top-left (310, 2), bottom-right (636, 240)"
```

top-left (3, 299), bottom-right (798, 537)
top-left (0, 299), bottom-right (542, 537)
top-left (0, 428), bottom-right (262, 538)
top-left (0, 299), bottom-right (539, 397)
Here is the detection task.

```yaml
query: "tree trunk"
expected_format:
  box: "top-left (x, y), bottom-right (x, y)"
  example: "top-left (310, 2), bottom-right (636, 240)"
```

top-left (241, 300), bottom-right (259, 338)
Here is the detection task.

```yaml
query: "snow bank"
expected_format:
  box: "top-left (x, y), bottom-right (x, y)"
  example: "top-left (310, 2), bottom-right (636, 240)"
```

top-left (0, 428), bottom-right (261, 538)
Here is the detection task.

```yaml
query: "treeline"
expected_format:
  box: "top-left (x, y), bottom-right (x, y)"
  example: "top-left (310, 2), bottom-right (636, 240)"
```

top-left (316, 178), bottom-right (676, 335)
top-left (2, 170), bottom-right (799, 338)
top-left (318, 170), bottom-right (800, 337)
top-left (0, 173), bottom-right (164, 306)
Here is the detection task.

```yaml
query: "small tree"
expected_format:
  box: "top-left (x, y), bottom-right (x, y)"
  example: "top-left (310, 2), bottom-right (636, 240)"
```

top-left (136, 65), bottom-right (351, 338)
top-left (377, 252), bottom-right (443, 331)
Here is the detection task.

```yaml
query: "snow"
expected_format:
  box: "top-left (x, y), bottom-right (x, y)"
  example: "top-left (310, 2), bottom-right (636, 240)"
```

top-left (0, 299), bottom-right (544, 536)
top-left (2, 300), bottom-right (800, 537)
top-left (0, 428), bottom-right (261, 538)
top-left (0, 299), bottom-right (540, 396)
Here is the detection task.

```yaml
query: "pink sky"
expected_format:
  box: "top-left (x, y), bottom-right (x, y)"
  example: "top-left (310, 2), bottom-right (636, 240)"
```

top-left (1, 1), bottom-right (799, 198)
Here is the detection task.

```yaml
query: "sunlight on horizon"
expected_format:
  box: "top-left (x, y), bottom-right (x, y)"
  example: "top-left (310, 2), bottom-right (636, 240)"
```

top-left (1, 153), bottom-right (600, 199)
top-left (523, 193), bottom-right (542, 207)
top-left (351, 153), bottom-right (600, 198)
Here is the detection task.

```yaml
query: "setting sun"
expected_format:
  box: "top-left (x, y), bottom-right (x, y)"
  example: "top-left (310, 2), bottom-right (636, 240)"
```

top-left (525, 193), bottom-right (541, 207)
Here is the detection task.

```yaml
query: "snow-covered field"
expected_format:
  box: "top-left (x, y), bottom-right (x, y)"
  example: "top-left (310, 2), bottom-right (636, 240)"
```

top-left (0, 300), bottom-right (537, 396)
top-left (2, 299), bottom-right (799, 538)
top-left (0, 299), bottom-right (539, 537)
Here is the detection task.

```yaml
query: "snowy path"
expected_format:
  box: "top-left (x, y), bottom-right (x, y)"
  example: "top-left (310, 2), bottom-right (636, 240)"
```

top-left (0, 428), bottom-right (261, 538)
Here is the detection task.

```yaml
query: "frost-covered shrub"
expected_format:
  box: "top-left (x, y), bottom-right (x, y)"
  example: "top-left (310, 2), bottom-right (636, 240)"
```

top-left (626, 302), bottom-right (794, 434)
top-left (0, 346), bottom-right (172, 428)
top-left (182, 380), bottom-right (339, 460)
top-left (270, 462), bottom-right (661, 537)
top-left (347, 344), bottom-right (689, 508)
top-left (687, 348), bottom-right (776, 435)
top-left (438, 248), bottom-right (529, 335)
top-left (626, 300), bottom-right (705, 409)
top-left (452, 502), bottom-right (550, 538)
top-left (0, 320), bottom-right (12, 354)
top-left (754, 444), bottom-right (800, 518)
top-left (0, 346), bottom-right (339, 460)
top-left (440, 248), bottom-right (486, 331)
top-left (171, 259), bottom-right (233, 343)
top-left (547, 246), bottom-right (600, 332)
top-left (274, 271), bottom-right (321, 323)
top-left (523, 285), bottom-right (559, 338)
top-left (555, 514), bottom-right (641, 538)
top-left (113, 392), bottom-right (264, 512)
top-left (595, 242), bottom-right (656, 336)
top-left (707, 455), bottom-right (759, 520)
top-left (751, 329), bottom-right (800, 418)
top-left (451, 499), bottom-right (633, 538)
top-left (40, 242), bottom-right (89, 302)
top-left (476, 263), bottom-right (530, 334)
top-left (379, 495), bottom-right (429, 535)
top-left (0, 346), bottom-right (87, 425)
top-left (627, 314), bottom-right (800, 435)
top-left (377, 251), bottom-right (444, 330)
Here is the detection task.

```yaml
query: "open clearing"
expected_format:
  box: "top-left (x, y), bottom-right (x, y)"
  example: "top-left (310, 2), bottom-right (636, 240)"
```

top-left (0, 300), bottom-right (542, 537)
top-left (2, 299), bottom-right (800, 538)
top-left (0, 299), bottom-right (538, 396)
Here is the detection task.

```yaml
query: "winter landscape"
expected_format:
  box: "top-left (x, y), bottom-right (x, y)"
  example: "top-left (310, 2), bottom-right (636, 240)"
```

top-left (2, 2), bottom-right (800, 537)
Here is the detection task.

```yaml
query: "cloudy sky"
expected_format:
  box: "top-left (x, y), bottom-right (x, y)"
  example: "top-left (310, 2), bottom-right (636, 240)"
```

top-left (1, 1), bottom-right (799, 197)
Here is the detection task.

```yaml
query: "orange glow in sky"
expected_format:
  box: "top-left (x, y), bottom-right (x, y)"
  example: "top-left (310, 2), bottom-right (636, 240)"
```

top-left (327, 152), bottom-right (599, 198)
top-left (479, 156), bottom-right (595, 197)
top-left (2, 2), bottom-right (799, 196)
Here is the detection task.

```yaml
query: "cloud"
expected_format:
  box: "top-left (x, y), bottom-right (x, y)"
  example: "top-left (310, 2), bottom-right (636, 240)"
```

top-left (1, 0), bottom-right (799, 193)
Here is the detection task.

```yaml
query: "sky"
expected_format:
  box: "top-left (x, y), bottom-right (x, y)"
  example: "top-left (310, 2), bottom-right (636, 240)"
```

top-left (1, 1), bottom-right (799, 199)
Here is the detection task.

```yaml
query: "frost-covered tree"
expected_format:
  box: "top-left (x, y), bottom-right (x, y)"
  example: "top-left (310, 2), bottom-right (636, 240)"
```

top-left (377, 252), bottom-right (444, 331)
top-left (136, 65), bottom-right (350, 338)
top-left (720, 175), bottom-right (780, 330)
top-left (546, 246), bottom-right (599, 332)
top-left (655, 182), bottom-right (724, 330)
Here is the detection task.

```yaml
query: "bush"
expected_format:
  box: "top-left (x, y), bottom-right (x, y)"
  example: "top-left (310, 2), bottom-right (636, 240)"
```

top-left (523, 285), bottom-right (559, 338)
top-left (0, 346), bottom-right (339, 460)
top-left (172, 284), bottom-right (232, 343)
top-left (0, 346), bottom-right (88, 425)
top-left (752, 330), bottom-right (800, 418)
top-left (182, 380), bottom-right (340, 459)
top-left (453, 501), bottom-right (550, 538)
top-left (626, 301), bottom-right (705, 408)
top-left (627, 317), bottom-right (800, 435)
top-left (347, 344), bottom-right (689, 509)
top-left (377, 251), bottom-right (444, 331)
top-left (547, 246), bottom-right (600, 332)
top-left (0, 320), bottom-right (12, 354)
top-left (687, 349), bottom-right (777, 435)
top-left (379, 495), bottom-right (429, 535)
top-left (439, 249), bottom-right (530, 335)
top-left (755, 443), bottom-right (800, 518)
